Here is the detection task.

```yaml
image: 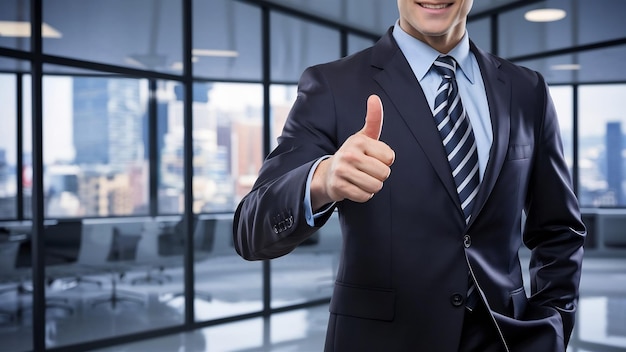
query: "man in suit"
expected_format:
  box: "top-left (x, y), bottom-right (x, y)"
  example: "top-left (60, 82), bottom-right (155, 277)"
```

top-left (233, 0), bottom-right (585, 351)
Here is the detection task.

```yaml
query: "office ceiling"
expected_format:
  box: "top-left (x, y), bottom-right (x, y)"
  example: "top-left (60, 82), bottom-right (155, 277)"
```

top-left (0, 0), bottom-right (625, 84)
top-left (261, 0), bottom-right (526, 35)
top-left (260, 0), bottom-right (626, 85)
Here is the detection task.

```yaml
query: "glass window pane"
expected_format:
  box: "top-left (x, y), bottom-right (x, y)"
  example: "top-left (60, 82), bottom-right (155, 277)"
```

top-left (467, 17), bottom-right (491, 54)
top-left (515, 45), bottom-right (626, 85)
top-left (158, 81), bottom-right (264, 214)
top-left (577, 0), bottom-right (626, 46)
top-left (548, 85), bottom-right (574, 175)
top-left (577, 296), bottom-right (626, 350)
top-left (270, 84), bottom-right (297, 151)
top-left (0, 64), bottom-right (32, 352)
top-left (271, 13), bottom-right (341, 82)
top-left (0, 0), bottom-right (31, 51)
top-left (0, 73), bottom-right (18, 220)
top-left (194, 214), bottom-right (263, 322)
top-left (0, 57), bottom-right (30, 74)
top-left (43, 0), bottom-right (183, 74)
top-left (345, 0), bottom-right (397, 35)
top-left (264, 0), bottom-right (397, 36)
top-left (41, 216), bottom-right (185, 348)
top-left (470, 0), bottom-right (521, 13)
top-left (271, 212), bottom-right (340, 308)
top-left (192, 0), bottom-right (261, 80)
top-left (156, 80), bottom-right (183, 214)
top-left (498, 0), bottom-right (575, 59)
top-left (271, 0), bottom-right (341, 21)
top-left (347, 34), bottom-right (374, 56)
top-left (187, 82), bottom-right (263, 212)
top-left (0, 220), bottom-right (32, 352)
top-left (498, 0), bottom-right (626, 59)
top-left (43, 76), bottom-right (77, 217)
top-left (578, 84), bottom-right (626, 207)
top-left (43, 75), bottom-right (149, 217)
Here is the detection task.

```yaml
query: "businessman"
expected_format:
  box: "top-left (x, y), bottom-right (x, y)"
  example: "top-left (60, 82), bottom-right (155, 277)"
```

top-left (233, 0), bottom-right (585, 351)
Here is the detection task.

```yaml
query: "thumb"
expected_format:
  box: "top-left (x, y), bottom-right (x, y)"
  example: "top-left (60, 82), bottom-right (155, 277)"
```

top-left (360, 94), bottom-right (384, 140)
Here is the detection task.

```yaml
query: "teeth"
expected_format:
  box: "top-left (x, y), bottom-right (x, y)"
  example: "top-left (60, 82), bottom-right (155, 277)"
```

top-left (421, 3), bottom-right (449, 9)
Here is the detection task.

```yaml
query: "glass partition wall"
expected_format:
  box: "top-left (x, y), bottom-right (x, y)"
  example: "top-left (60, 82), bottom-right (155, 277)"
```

top-left (0, 0), bottom-right (625, 351)
top-left (0, 0), bottom-right (374, 351)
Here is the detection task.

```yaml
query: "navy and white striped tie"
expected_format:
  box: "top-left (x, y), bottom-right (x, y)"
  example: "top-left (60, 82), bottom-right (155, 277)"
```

top-left (433, 55), bottom-right (481, 310)
top-left (432, 55), bottom-right (480, 224)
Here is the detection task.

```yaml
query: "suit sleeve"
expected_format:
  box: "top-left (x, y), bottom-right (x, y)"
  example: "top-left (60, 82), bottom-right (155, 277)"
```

top-left (523, 75), bottom-right (586, 345)
top-left (233, 66), bottom-right (339, 260)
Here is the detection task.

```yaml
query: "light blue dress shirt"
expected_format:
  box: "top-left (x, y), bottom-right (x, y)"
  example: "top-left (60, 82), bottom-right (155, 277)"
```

top-left (304, 21), bottom-right (493, 226)
top-left (392, 21), bottom-right (492, 179)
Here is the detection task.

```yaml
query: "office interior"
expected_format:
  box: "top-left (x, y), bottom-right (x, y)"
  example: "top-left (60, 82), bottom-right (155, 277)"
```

top-left (0, 0), bottom-right (624, 351)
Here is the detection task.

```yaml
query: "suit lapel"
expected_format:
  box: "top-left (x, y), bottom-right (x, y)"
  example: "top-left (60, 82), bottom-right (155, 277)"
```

top-left (371, 31), bottom-right (462, 214)
top-left (368, 32), bottom-right (513, 224)
top-left (468, 43), bottom-right (511, 226)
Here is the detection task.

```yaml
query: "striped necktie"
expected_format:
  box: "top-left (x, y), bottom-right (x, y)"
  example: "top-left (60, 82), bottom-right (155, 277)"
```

top-left (432, 55), bottom-right (480, 224)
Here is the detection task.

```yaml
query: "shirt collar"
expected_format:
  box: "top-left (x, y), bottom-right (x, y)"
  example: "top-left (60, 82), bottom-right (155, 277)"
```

top-left (392, 20), bottom-right (475, 84)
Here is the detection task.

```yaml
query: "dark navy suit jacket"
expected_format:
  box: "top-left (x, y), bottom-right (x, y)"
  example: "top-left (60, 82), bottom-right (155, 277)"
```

top-left (233, 28), bottom-right (585, 352)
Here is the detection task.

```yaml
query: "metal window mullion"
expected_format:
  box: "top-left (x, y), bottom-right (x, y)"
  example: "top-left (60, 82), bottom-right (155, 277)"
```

top-left (182, 0), bottom-right (195, 326)
top-left (148, 79), bottom-right (158, 216)
top-left (261, 5), bottom-right (272, 317)
top-left (16, 72), bottom-right (25, 220)
top-left (30, 0), bottom-right (46, 350)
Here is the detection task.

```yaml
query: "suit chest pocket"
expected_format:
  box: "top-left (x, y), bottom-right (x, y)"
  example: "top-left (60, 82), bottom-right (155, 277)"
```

top-left (505, 144), bottom-right (532, 161)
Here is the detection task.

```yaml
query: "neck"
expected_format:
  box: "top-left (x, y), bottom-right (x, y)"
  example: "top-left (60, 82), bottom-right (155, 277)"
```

top-left (421, 35), bottom-right (461, 54)
top-left (398, 20), bottom-right (467, 54)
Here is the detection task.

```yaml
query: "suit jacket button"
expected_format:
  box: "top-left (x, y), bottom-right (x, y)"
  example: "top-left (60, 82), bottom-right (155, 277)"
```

top-left (463, 235), bottom-right (471, 248)
top-left (451, 293), bottom-right (464, 307)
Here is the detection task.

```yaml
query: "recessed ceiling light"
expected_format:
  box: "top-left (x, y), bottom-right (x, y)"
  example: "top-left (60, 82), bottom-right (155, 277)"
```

top-left (551, 64), bottom-right (581, 71)
top-left (524, 8), bottom-right (567, 22)
top-left (0, 21), bottom-right (62, 38)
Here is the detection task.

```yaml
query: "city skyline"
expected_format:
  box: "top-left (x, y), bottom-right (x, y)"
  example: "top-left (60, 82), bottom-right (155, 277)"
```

top-left (0, 76), bottom-right (625, 217)
top-left (1, 76), bottom-right (624, 165)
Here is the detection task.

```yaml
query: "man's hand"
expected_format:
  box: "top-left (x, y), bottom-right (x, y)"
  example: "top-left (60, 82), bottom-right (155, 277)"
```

top-left (310, 94), bottom-right (395, 211)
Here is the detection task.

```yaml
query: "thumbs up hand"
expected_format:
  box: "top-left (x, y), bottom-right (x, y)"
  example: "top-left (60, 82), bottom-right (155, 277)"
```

top-left (310, 95), bottom-right (395, 210)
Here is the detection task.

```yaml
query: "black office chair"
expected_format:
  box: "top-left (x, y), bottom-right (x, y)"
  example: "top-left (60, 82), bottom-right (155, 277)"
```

top-left (91, 226), bottom-right (144, 309)
top-left (44, 220), bottom-right (103, 289)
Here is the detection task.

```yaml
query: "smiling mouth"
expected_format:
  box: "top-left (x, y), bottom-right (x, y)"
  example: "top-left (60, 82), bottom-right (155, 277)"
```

top-left (419, 3), bottom-right (452, 9)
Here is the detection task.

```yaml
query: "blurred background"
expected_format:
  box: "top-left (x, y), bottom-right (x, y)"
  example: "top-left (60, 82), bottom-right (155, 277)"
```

top-left (0, 0), bottom-right (624, 351)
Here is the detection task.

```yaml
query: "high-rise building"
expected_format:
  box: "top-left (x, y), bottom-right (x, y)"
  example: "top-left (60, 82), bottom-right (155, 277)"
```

top-left (0, 149), bottom-right (8, 192)
top-left (0, 148), bottom-right (15, 218)
top-left (72, 77), bottom-right (146, 215)
top-left (73, 78), bottom-right (109, 165)
top-left (73, 77), bottom-right (144, 171)
top-left (606, 121), bottom-right (623, 205)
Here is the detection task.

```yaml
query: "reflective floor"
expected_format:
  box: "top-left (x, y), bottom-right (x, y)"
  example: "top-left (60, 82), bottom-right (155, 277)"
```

top-left (92, 256), bottom-right (626, 352)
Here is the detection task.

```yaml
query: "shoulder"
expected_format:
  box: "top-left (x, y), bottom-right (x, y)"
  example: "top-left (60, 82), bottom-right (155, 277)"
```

top-left (308, 46), bottom-right (375, 76)
top-left (471, 42), bottom-right (545, 86)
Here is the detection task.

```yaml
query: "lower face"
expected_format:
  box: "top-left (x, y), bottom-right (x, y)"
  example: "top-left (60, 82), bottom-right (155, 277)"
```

top-left (397, 0), bottom-right (473, 45)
